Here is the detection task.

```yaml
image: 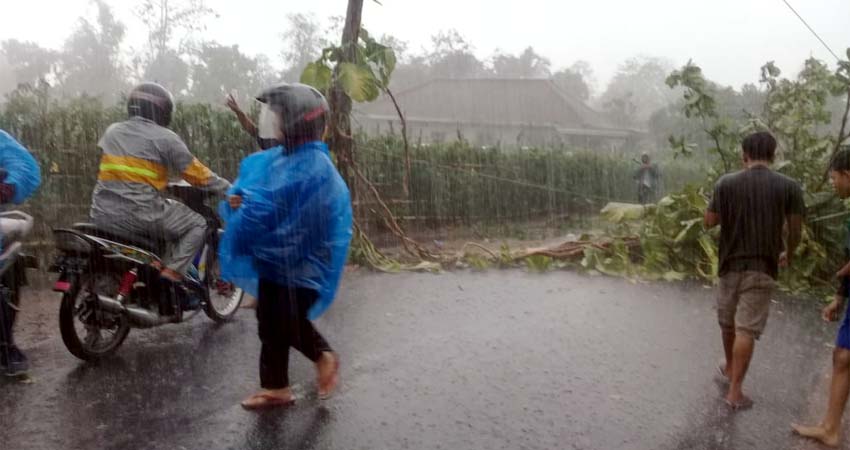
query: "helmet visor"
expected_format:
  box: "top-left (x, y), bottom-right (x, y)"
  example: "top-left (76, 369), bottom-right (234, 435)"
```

top-left (258, 104), bottom-right (278, 140)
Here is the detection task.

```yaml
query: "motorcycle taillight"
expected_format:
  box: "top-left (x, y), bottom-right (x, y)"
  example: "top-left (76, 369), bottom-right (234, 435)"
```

top-left (118, 269), bottom-right (138, 297)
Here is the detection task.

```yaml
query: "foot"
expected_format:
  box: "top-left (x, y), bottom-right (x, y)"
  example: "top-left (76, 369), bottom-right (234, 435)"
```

top-left (724, 393), bottom-right (754, 411)
top-left (160, 267), bottom-right (183, 282)
top-left (791, 423), bottom-right (840, 447)
top-left (240, 296), bottom-right (257, 309)
top-left (316, 351), bottom-right (339, 400)
top-left (1, 345), bottom-right (28, 377)
top-left (165, 282), bottom-right (200, 311)
top-left (161, 276), bottom-right (202, 311)
top-left (241, 388), bottom-right (295, 410)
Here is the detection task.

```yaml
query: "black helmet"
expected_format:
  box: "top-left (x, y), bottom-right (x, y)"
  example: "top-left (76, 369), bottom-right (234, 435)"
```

top-left (256, 83), bottom-right (329, 147)
top-left (127, 82), bottom-right (174, 127)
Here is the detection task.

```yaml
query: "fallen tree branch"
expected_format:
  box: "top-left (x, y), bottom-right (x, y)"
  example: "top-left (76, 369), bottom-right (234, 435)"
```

top-left (352, 164), bottom-right (437, 260)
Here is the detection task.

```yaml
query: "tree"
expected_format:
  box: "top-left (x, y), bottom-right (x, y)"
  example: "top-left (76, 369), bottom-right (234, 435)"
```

top-left (0, 53), bottom-right (14, 99)
top-left (305, 0), bottom-right (432, 261)
top-left (137, 0), bottom-right (215, 61)
top-left (280, 13), bottom-right (328, 82)
top-left (491, 47), bottom-right (551, 79)
top-left (426, 30), bottom-right (487, 79)
top-left (648, 80), bottom-right (767, 151)
top-left (136, 0), bottom-right (216, 94)
top-left (378, 34), bottom-right (409, 62)
top-left (59, 0), bottom-right (128, 102)
top-left (389, 55), bottom-right (430, 91)
top-left (189, 42), bottom-right (275, 104)
top-left (602, 93), bottom-right (639, 128)
top-left (0, 40), bottom-right (58, 89)
top-left (377, 34), bottom-right (426, 91)
top-left (143, 50), bottom-right (190, 94)
top-left (569, 60), bottom-right (596, 92)
top-left (552, 65), bottom-right (592, 102)
top-left (759, 58), bottom-right (850, 186)
top-left (599, 56), bottom-right (678, 127)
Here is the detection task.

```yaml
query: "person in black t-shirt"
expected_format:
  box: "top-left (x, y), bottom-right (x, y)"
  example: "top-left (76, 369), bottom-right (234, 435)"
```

top-left (704, 131), bottom-right (804, 410)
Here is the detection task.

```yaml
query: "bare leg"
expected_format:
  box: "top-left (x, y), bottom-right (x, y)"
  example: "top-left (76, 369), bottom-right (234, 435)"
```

top-left (721, 329), bottom-right (735, 377)
top-left (726, 331), bottom-right (755, 406)
top-left (792, 348), bottom-right (850, 447)
top-left (316, 351), bottom-right (340, 399)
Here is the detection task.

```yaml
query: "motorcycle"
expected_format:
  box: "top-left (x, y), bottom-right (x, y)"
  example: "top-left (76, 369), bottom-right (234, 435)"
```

top-left (50, 183), bottom-right (244, 361)
top-left (0, 211), bottom-right (38, 375)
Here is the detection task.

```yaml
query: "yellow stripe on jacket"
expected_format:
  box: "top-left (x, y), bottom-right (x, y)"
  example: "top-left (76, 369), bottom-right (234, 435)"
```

top-left (182, 157), bottom-right (214, 186)
top-left (97, 154), bottom-right (168, 190)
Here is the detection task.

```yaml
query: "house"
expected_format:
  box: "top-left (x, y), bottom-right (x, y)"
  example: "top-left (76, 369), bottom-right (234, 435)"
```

top-left (354, 78), bottom-right (640, 150)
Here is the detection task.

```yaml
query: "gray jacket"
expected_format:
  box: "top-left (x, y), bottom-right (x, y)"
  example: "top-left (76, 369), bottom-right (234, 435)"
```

top-left (91, 117), bottom-right (231, 226)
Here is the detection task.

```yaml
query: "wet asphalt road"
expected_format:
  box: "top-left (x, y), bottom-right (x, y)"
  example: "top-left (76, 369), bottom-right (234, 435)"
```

top-left (0, 270), bottom-right (846, 450)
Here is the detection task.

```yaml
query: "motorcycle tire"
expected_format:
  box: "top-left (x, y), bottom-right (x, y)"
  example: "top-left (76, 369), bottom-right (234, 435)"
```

top-left (59, 274), bottom-right (131, 361)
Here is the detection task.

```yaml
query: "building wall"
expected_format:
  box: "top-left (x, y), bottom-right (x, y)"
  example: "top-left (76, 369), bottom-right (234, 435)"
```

top-left (356, 116), bottom-right (629, 151)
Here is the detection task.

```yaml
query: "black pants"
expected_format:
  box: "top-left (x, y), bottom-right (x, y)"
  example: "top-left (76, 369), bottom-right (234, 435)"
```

top-left (0, 283), bottom-right (19, 349)
top-left (257, 279), bottom-right (332, 389)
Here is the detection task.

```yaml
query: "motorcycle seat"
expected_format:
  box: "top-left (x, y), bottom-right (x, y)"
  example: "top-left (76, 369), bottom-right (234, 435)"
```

top-left (71, 223), bottom-right (166, 255)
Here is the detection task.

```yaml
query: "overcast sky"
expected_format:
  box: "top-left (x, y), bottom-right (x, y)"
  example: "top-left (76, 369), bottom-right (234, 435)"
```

top-left (2, 0), bottom-right (849, 91)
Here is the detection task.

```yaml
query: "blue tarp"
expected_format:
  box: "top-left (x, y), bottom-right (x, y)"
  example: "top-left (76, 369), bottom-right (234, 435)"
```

top-left (218, 142), bottom-right (352, 320)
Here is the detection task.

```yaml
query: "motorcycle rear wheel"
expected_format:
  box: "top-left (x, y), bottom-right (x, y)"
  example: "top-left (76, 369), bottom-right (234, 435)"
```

top-left (59, 273), bottom-right (131, 361)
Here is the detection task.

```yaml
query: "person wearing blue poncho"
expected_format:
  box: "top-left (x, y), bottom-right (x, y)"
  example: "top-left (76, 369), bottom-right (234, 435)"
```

top-left (0, 130), bottom-right (41, 206)
top-left (219, 83), bottom-right (352, 410)
top-left (0, 129), bottom-right (41, 376)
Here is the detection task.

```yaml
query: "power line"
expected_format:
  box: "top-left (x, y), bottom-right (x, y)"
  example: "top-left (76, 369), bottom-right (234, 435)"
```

top-left (780, 0), bottom-right (841, 61)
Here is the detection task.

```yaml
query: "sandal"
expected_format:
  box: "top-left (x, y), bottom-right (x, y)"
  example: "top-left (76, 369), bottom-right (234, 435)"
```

top-left (241, 392), bottom-right (295, 410)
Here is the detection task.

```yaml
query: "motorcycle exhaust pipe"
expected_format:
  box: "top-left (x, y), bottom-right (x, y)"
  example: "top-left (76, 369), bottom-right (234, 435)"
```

top-left (96, 295), bottom-right (173, 328)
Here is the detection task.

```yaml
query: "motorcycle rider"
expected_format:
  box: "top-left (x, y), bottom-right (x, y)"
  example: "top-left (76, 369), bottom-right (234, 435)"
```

top-left (90, 82), bottom-right (231, 296)
top-left (0, 129), bottom-right (42, 376)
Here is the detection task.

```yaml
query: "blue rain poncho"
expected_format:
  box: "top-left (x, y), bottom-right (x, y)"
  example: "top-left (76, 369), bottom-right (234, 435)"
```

top-left (219, 142), bottom-right (353, 319)
top-left (0, 130), bottom-right (41, 204)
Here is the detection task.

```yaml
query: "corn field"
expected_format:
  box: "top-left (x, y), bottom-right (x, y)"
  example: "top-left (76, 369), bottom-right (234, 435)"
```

top-left (0, 97), bottom-right (702, 264)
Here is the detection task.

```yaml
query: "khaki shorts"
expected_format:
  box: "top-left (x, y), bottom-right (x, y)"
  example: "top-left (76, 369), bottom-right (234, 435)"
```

top-left (717, 271), bottom-right (776, 339)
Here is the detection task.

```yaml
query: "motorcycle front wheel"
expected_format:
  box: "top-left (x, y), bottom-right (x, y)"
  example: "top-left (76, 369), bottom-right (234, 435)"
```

top-left (203, 257), bottom-right (244, 322)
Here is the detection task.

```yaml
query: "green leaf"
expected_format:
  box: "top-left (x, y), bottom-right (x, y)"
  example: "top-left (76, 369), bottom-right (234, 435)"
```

top-left (525, 255), bottom-right (554, 272)
top-left (697, 234), bottom-right (718, 277)
top-left (600, 202), bottom-right (652, 223)
top-left (338, 62), bottom-right (380, 102)
top-left (662, 271), bottom-right (687, 282)
top-left (673, 218), bottom-right (701, 243)
top-left (465, 253), bottom-right (492, 271)
top-left (774, 160), bottom-right (792, 172)
top-left (300, 62), bottom-right (333, 93)
top-left (378, 48), bottom-right (397, 85)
